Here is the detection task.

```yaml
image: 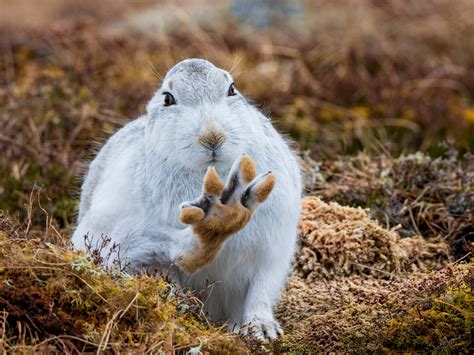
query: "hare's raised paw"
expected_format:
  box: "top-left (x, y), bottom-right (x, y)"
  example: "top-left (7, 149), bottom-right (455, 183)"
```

top-left (179, 155), bottom-right (275, 229)
top-left (178, 155), bottom-right (275, 272)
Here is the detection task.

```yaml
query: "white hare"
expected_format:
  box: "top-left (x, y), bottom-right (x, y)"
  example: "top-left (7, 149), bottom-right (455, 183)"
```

top-left (72, 59), bottom-right (301, 339)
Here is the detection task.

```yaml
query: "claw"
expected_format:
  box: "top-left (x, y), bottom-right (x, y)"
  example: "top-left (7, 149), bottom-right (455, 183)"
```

top-left (240, 318), bottom-right (283, 341)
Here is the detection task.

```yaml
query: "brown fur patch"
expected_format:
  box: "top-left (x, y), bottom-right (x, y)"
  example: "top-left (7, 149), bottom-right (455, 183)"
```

top-left (179, 243), bottom-right (222, 273)
top-left (194, 204), bottom-right (251, 241)
top-left (168, 80), bottom-right (173, 89)
top-left (204, 167), bottom-right (225, 196)
top-left (240, 155), bottom-right (256, 183)
top-left (180, 207), bottom-right (205, 224)
top-left (179, 203), bottom-right (251, 273)
top-left (255, 174), bottom-right (276, 202)
top-left (197, 131), bottom-right (227, 150)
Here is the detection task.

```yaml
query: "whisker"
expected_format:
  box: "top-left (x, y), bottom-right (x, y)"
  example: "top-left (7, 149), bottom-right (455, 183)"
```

top-left (149, 60), bottom-right (163, 82)
top-left (228, 55), bottom-right (243, 75)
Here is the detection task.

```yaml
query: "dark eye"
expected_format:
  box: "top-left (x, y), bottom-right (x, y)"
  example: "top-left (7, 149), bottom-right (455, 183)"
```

top-left (163, 92), bottom-right (176, 106)
top-left (227, 83), bottom-right (236, 97)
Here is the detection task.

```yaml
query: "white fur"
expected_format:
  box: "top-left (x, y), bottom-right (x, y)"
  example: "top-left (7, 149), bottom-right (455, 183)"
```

top-left (72, 59), bottom-right (301, 338)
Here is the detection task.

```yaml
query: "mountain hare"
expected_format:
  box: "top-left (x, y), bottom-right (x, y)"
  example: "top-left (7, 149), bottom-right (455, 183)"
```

top-left (72, 59), bottom-right (301, 339)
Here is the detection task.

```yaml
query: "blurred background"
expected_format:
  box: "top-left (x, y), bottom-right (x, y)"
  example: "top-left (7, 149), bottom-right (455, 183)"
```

top-left (0, 0), bottom-right (473, 252)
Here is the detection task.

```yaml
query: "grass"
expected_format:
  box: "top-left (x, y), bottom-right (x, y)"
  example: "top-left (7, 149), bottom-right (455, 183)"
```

top-left (0, 0), bottom-right (473, 352)
top-left (0, 209), bottom-right (247, 353)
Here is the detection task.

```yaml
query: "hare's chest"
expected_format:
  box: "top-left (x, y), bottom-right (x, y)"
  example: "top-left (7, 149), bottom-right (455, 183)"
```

top-left (144, 170), bottom-right (202, 228)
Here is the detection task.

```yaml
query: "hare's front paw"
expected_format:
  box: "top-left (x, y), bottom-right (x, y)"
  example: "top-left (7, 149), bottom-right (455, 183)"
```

top-left (178, 155), bottom-right (275, 272)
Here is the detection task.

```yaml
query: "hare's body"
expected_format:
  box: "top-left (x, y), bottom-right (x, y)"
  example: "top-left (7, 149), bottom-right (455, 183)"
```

top-left (72, 59), bottom-right (301, 338)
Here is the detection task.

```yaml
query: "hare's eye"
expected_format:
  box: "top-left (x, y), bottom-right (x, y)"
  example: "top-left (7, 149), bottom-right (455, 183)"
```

top-left (227, 83), bottom-right (236, 97)
top-left (163, 92), bottom-right (176, 106)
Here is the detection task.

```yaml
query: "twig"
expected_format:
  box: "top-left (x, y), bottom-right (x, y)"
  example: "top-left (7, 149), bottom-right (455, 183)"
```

top-left (97, 292), bottom-right (139, 353)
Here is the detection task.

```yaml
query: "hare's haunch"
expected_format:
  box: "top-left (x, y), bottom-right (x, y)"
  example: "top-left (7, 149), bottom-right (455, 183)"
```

top-left (72, 59), bottom-right (301, 340)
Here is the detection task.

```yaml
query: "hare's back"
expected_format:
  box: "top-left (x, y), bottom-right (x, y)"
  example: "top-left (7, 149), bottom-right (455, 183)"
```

top-left (77, 116), bottom-right (146, 222)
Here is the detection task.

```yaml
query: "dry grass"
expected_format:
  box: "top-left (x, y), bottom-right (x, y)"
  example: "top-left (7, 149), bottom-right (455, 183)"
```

top-left (308, 146), bottom-right (473, 258)
top-left (277, 263), bottom-right (473, 352)
top-left (0, 205), bottom-right (246, 353)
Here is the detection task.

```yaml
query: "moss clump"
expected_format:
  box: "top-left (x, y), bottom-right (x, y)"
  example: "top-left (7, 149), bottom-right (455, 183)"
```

top-left (277, 263), bottom-right (473, 353)
top-left (276, 198), bottom-right (471, 353)
top-left (0, 213), bottom-right (247, 353)
top-left (381, 267), bottom-right (473, 352)
top-left (297, 197), bottom-right (450, 280)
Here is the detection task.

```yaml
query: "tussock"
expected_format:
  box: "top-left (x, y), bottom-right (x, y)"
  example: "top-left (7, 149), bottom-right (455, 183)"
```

top-left (296, 197), bottom-right (450, 280)
top-left (276, 197), bottom-right (471, 352)
top-left (277, 263), bottom-right (473, 352)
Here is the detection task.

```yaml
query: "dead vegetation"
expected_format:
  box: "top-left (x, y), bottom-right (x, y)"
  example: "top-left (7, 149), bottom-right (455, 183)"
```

top-left (0, 0), bottom-right (473, 352)
top-left (308, 145), bottom-right (473, 258)
top-left (0, 209), bottom-right (247, 353)
top-left (276, 198), bottom-right (472, 353)
top-left (296, 197), bottom-right (450, 281)
top-left (277, 262), bottom-right (473, 352)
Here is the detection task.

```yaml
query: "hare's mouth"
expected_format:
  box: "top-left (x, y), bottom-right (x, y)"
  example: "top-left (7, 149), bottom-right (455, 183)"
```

top-left (196, 146), bottom-right (232, 168)
top-left (203, 149), bottom-right (225, 164)
top-left (209, 156), bottom-right (223, 164)
top-left (207, 155), bottom-right (227, 165)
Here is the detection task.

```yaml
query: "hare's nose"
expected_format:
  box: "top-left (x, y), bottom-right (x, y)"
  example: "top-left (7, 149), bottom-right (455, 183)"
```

top-left (197, 131), bottom-right (227, 150)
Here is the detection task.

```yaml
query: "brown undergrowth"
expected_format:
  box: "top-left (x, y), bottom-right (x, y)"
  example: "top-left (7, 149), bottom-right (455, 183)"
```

top-left (275, 197), bottom-right (472, 353)
top-left (0, 211), bottom-right (246, 353)
top-left (305, 145), bottom-right (473, 259)
top-left (296, 197), bottom-right (450, 281)
top-left (1, 196), bottom-right (471, 353)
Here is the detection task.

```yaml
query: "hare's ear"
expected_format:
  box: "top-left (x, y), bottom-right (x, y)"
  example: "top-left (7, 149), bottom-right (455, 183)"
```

top-left (241, 172), bottom-right (276, 210)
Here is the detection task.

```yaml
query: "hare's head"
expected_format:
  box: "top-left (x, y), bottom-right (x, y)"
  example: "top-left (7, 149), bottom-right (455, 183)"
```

top-left (146, 59), bottom-right (267, 171)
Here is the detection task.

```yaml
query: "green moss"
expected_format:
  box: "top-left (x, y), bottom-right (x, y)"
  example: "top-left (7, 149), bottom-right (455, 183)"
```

top-left (382, 271), bottom-right (473, 352)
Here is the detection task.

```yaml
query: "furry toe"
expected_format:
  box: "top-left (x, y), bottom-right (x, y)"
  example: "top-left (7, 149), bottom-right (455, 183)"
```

top-left (203, 166), bottom-right (224, 197)
top-left (180, 205), bottom-right (205, 224)
top-left (240, 317), bottom-right (283, 340)
top-left (241, 171), bottom-right (276, 209)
